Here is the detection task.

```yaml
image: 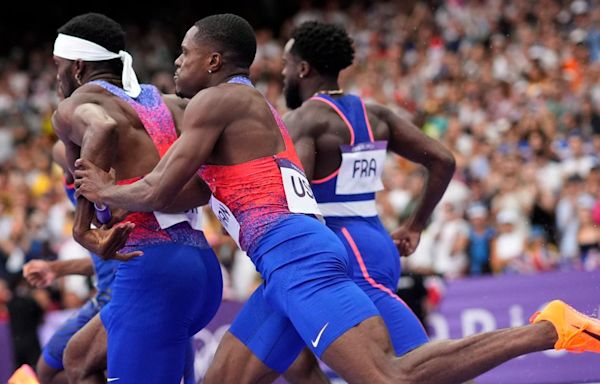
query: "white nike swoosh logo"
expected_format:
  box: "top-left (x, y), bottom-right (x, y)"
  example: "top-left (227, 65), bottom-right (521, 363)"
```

top-left (311, 322), bottom-right (329, 348)
top-left (107, 378), bottom-right (120, 382)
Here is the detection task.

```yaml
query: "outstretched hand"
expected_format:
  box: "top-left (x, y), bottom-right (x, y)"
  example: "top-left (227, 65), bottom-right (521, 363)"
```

top-left (95, 222), bottom-right (144, 261)
top-left (23, 260), bottom-right (55, 288)
top-left (390, 225), bottom-right (422, 256)
top-left (74, 159), bottom-right (116, 204)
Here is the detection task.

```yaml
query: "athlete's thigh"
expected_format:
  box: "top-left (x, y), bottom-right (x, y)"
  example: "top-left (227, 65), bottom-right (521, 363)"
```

top-left (320, 316), bottom-right (395, 384)
top-left (107, 300), bottom-right (189, 384)
top-left (362, 283), bottom-right (429, 356)
top-left (227, 284), bottom-right (305, 375)
top-left (102, 244), bottom-right (214, 383)
top-left (205, 331), bottom-right (280, 384)
top-left (261, 223), bottom-right (381, 359)
top-left (43, 300), bottom-right (100, 370)
top-left (64, 314), bottom-right (107, 378)
top-left (183, 339), bottom-right (196, 384)
top-left (335, 221), bottom-right (401, 286)
top-left (336, 223), bottom-right (428, 355)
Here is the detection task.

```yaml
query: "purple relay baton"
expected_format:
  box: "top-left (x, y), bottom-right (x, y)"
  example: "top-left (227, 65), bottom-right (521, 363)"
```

top-left (94, 203), bottom-right (112, 224)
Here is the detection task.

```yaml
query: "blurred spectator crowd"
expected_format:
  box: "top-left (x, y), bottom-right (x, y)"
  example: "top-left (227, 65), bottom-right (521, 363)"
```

top-left (1, 0), bottom-right (600, 367)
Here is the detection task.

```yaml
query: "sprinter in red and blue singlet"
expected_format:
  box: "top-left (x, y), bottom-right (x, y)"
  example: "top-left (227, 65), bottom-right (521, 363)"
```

top-left (89, 80), bottom-right (222, 383)
top-left (51, 15), bottom-right (222, 382)
top-left (198, 76), bottom-right (380, 370)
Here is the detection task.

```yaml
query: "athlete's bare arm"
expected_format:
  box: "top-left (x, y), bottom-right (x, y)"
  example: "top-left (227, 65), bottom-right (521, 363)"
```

top-left (368, 103), bottom-right (455, 254)
top-left (157, 94), bottom-right (214, 211)
top-left (52, 141), bottom-right (73, 181)
top-left (54, 140), bottom-right (130, 229)
top-left (74, 86), bottom-right (230, 212)
top-left (23, 258), bottom-right (94, 288)
top-left (161, 176), bottom-right (213, 213)
top-left (53, 99), bottom-right (141, 260)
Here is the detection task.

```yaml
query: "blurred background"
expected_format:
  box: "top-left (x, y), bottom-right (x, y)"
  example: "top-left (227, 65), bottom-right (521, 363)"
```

top-left (1, 0), bottom-right (600, 382)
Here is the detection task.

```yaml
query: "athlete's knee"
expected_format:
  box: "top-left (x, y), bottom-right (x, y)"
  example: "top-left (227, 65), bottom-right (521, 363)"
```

top-left (387, 360), bottom-right (423, 384)
top-left (206, 331), bottom-right (279, 384)
top-left (367, 317), bottom-right (395, 357)
top-left (386, 345), bottom-right (435, 384)
top-left (283, 348), bottom-right (330, 384)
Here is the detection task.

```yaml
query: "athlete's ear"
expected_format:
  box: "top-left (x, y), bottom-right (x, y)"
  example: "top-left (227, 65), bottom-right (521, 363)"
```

top-left (73, 59), bottom-right (86, 84)
top-left (208, 52), bottom-right (222, 73)
top-left (298, 60), bottom-right (310, 79)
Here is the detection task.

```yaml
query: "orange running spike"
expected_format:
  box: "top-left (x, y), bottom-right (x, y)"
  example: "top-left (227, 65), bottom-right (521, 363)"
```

top-left (530, 300), bottom-right (600, 353)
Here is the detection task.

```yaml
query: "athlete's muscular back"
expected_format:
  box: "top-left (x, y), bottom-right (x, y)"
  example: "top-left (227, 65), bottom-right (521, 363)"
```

top-left (53, 83), bottom-right (186, 180)
top-left (284, 98), bottom-right (395, 181)
top-left (53, 82), bottom-right (191, 259)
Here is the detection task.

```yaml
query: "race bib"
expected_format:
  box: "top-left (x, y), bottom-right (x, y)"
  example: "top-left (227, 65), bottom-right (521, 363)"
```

top-left (154, 208), bottom-right (203, 231)
top-left (276, 158), bottom-right (322, 216)
top-left (336, 140), bottom-right (387, 195)
top-left (209, 195), bottom-right (241, 248)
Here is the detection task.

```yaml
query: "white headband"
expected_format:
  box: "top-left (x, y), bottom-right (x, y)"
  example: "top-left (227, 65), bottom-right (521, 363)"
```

top-left (53, 33), bottom-right (141, 98)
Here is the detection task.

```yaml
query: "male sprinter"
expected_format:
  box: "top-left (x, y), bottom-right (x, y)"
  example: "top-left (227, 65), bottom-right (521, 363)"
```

top-left (24, 142), bottom-right (197, 384)
top-left (282, 20), bottom-right (438, 375)
top-left (51, 13), bottom-right (222, 383)
top-left (75, 14), bottom-right (600, 384)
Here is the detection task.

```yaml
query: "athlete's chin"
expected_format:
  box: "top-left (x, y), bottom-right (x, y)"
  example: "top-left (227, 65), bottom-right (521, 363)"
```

top-left (284, 82), bottom-right (303, 110)
top-left (284, 94), bottom-right (303, 110)
top-left (175, 85), bottom-right (191, 99)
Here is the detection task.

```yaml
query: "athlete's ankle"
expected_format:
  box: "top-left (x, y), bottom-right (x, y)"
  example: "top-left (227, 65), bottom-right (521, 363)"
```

top-left (533, 320), bottom-right (559, 349)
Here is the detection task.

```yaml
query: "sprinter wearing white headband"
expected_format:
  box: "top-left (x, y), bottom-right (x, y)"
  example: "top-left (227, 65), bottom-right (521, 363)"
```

top-left (47, 12), bottom-right (222, 384)
top-left (52, 18), bottom-right (140, 98)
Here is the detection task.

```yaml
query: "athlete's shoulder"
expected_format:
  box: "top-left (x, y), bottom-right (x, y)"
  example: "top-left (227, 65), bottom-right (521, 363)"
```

top-left (363, 101), bottom-right (390, 119)
top-left (283, 101), bottom-right (330, 139)
top-left (179, 86), bottom-right (236, 133)
top-left (191, 83), bottom-right (235, 102)
top-left (72, 82), bottom-right (113, 100)
top-left (289, 99), bottom-right (334, 124)
top-left (188, 84), bottom-right (252, 116)
top-left (57, 84), bottom-right (112, 114)
top-left (53, 95), bottom-right (84, 129)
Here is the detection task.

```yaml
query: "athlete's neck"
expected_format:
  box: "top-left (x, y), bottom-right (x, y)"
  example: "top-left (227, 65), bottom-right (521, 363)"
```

top-left (210, 69), bottom-right (250, 87)
top-left (302, 76), bottom-right (341, 102)
top-left (224, 73), bottom-right (250, 83)
top-left (84, 71), bottom-right (122, 88)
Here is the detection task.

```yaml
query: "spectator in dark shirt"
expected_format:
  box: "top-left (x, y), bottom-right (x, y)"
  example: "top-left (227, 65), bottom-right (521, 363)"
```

top-left (6, 278), bottom-right (43, 368)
